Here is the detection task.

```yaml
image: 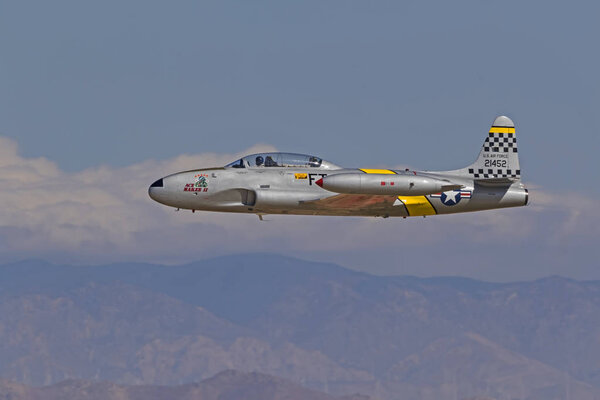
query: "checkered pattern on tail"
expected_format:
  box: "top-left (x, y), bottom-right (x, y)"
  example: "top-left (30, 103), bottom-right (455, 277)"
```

top-left (463, 118), bottom-right (521, 181)
top-left (483, 131), bottom-right (518, 153)
top-left (435, 116), bottom-right (522, 182)
top-left (468, 168), bottom-right (521, 179)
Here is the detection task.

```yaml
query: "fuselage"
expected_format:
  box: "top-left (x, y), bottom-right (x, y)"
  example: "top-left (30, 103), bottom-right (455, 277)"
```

top-left (148, 152), bottom-right (528, 218)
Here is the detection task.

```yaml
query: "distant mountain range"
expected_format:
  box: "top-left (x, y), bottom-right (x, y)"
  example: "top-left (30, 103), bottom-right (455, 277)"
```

top-left (0, 370), bottom-right (369, 400)
top-left (1, 254), bottom-right (599, 400)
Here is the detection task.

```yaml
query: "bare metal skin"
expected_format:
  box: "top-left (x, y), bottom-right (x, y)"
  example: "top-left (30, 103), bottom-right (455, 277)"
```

top-left (149, 116), bottom-right (528, 218)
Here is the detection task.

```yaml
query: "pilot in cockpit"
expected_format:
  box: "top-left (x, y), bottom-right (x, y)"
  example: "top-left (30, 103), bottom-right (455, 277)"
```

top-left (309, 156), bottom-right (322, 167)
top-left (265, 156), bottom-right (278, 167)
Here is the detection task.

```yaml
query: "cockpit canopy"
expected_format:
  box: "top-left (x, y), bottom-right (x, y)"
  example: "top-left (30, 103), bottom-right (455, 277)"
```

top-left (225, 152), bottom-right (341, 170)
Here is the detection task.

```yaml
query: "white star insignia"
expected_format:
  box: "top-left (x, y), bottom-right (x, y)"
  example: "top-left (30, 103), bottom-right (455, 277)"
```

top-left (443, 191), bottom-right (459, 203)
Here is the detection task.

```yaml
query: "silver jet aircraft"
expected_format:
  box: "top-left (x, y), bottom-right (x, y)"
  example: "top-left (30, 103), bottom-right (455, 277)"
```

top-left (149, 116), bottom-right (528, 218)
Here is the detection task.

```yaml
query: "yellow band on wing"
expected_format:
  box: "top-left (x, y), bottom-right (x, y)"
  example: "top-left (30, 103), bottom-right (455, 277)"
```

top-left (360, 168), bottom-right (396, 174)
top-left (489, 127), bottom-right (515, 134)
top-left (398, 196), bottom-right (437, 216)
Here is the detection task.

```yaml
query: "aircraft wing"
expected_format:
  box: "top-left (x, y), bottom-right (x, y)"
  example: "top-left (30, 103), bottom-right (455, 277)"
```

top-left (301, 193), bottom-right (398, 213)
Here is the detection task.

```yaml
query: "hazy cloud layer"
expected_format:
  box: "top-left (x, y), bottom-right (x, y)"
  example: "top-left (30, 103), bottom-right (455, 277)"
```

top-left (1, 136), bottom-right (598, 280)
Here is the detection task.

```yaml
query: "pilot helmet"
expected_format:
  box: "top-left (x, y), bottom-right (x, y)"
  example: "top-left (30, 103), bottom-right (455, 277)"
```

top-left (255, 156), bottom-right (264, 166)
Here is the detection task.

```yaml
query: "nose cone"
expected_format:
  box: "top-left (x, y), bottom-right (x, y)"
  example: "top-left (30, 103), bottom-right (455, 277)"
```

top-left (148, 178), bottom-right (164, 202)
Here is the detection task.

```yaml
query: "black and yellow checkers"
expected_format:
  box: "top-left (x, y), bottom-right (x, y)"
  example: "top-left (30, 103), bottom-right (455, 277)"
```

top-left (470, 127), bottom-right (520, 179)
top-left (466, 116), bottom-right (521, 181)
top-left (359, 168), bottom-right (437, 216)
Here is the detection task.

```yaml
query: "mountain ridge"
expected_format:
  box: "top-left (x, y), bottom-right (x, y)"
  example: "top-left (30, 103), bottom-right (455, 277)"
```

top-left (1, 253), bottom-right (600, 399)
top-left (0, 370), bottom-right (370, 400)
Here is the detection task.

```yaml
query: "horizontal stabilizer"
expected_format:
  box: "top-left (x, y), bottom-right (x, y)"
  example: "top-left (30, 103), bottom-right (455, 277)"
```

top-left (474, 177), bottom-right (519, 186)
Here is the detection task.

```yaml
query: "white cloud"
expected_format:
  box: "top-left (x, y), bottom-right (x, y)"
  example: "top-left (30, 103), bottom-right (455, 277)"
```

top-left (0, 136), bottom-right (598, 268)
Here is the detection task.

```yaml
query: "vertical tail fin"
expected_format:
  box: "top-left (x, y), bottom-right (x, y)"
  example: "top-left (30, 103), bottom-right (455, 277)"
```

top-left (464, 116), bottom-right (521, 182)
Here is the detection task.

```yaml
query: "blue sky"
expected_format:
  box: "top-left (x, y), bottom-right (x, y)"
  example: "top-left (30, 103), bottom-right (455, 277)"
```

top-left (0, 1), bottom-right (598, 280)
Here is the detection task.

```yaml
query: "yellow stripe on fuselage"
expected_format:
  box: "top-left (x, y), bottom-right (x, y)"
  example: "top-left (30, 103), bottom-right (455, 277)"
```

top-left (397, 196), bottom-right (437, 216)
top-left (359, 168), bottom-right (397, 174)
top-left (489, 127), bottom-right (515, 134)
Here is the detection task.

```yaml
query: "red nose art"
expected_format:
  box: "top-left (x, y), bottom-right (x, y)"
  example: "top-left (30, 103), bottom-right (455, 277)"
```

top-left (315, 178), bottom-right (324, 187)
